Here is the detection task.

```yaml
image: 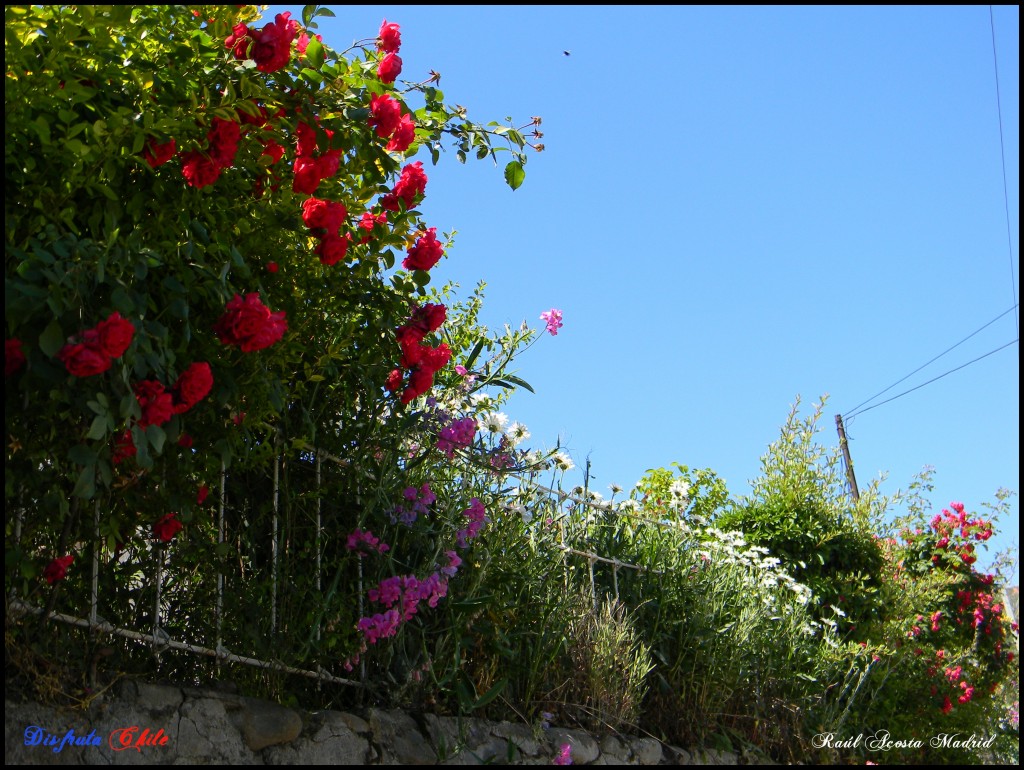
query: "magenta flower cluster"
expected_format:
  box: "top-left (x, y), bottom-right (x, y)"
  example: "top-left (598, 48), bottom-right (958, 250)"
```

top-left (392, 483), bottom-right (436, 526)
top-left (456, 498), bottom-right (488, 548)
top-left (345, 528), bottom-right (390, 556)
top-left (437, 416), bottom-right (477, 459)
top-left (358, 571), bottom-right (452, 645)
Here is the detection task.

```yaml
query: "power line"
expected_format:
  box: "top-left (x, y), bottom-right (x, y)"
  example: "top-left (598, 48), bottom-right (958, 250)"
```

top-left (989, 6), bottom-right (1020, 340)
top-left (844, 304), bottom-right (1018, 416)
top-left (845, 337), bottom-right (1018, 420)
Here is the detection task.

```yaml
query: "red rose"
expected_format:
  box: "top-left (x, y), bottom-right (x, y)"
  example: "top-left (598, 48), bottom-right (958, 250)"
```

top-left (197, 485), bottom-right (210, 505)
top-left (207, 117), bottom-right (241, 168)
top-left (238, 103), bottom-right (270, 128)
top-left (224, 21), bottom-right (251, 59)
top-left (178, 432), bottom-right (194, 449)
top-left (401, 367), bottom-right (434, 404)
top-left (315, 233), bottom-right (350, 266)
top-left (43, 554), bottom-right (74, 585)
top-left (112, 430), bottom-right (137, 465)
top-left (357, 211), bottom-right (387, 241)
top-left (292, 156), bottom-right (321, 194)
top-left (378, 52), bottom-right (402, 84)
top-left (409, 303), bottom-right (446, 334)
top-left (261, 139), bottom-right (285, 165)
top-left (402, 228), bottom-right (444, 271)
top-left (6, 338), bottom-right (26, 377)
top-left (388, 161), bottom-right (427, 210)
top-left (172, 362), bottom-right (213, 414)
top-left (181, 152), bottom-right (223, 188)
top-left (302, 197), bottom-right (347, 234)
top-left (368, 93), bottom-right (402, 139)
top-left (214, 293), bottom-right (288, 352)
top-left (384, 369), bottom-right (403, 393)
top-left (396, 325), bottom-right (426, 368)
top-left (378, 19), bottom-right (401, 53)
top-left (143, 138), bottom-right (177, 168)
top-left (250, 12), bottom-right (298, 73)
top-left (420, 343), bottom-right (451, 374)
top-left (58, 335), bottom-right (111, 377)
top-left (96, 312), bottom-right (135, 358)
top-left (386, 114), bottom-right (416, 153)
top-left (153, 513), bottom-right (183, 543)
top-left (266, 262), bottom-right (279, 273)
top-left (135, 380), bottom-right (174, 428)
top-left (314, 149), bottom-right (341, 181)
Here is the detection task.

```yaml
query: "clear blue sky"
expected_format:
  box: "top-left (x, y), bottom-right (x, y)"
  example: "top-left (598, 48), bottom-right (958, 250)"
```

top-left (274, 5), bottom-right (1020, 583)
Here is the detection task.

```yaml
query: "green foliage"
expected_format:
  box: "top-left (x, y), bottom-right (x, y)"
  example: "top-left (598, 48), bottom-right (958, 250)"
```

top-left (716, 396), bottom-right (888, 630)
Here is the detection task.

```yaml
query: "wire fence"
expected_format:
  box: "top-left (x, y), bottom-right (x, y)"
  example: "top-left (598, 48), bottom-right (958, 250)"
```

top-left (9, 446), bottom-right (688, 689)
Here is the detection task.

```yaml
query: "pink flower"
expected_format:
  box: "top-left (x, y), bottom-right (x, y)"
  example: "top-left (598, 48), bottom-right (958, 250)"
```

top-left (540, 309), bottom-right (563, 336)
top-left (553, 743), bottom-right (573, 765)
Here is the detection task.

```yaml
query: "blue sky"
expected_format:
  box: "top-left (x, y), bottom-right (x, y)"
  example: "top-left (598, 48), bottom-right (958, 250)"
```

top-left (275, 5), bottom-right (1019, 583)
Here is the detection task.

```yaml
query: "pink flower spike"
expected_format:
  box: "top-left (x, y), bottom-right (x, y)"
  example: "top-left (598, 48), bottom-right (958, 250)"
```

top-left (540, 309), bottom-right (563, 336)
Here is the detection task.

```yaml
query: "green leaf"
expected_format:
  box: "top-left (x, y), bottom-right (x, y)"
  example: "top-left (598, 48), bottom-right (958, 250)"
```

top-left (473, 678), bottom-right (507, 710)
top-left (72, 465), bottom-right (96, 499)
top-left (38, 320), bottom-right (65, 358)
top-left (146, 424), bottom-right (166, 454)
top-left (305, 38), bottom-right (325, 69)
top-left (503, 160), bottom-right (525, 191)
top-left (501, 374), bottom-right (535, 394)
top-left (86, 415), bottom-right (107, 440)
top-left (463, 339), bottom-right (485, 371)
top-left (69, 444), bottom-right (97, 467)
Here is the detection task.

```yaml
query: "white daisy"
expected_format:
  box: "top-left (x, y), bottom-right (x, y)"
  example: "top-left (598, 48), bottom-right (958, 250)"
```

top-left (505, 421), bottom-right (530, 446)
top-left (552, 452), bottom-right (574, 472)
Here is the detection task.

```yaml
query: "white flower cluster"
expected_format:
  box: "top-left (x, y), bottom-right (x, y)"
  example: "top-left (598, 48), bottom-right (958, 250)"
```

top-left (697, 528), bottom-right (815, 607)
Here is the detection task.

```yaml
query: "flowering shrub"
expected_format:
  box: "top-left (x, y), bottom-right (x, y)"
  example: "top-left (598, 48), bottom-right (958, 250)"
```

top-left (5, 3), bottom-right (540, 698)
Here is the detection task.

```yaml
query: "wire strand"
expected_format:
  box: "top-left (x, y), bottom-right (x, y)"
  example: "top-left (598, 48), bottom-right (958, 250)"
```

top-left (989, 6), bottom-right (1020, 340)
top-left (844, 304), bottom-right (1018, 416)
top-left (845, 337), bottom-right (1018, 420)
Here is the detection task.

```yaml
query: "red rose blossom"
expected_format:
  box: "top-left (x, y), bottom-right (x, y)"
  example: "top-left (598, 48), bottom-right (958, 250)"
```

top-left (207, 117), bottom-right (241, 168)
top-left (153, 513), bottom-right (183, 543)
top-left (384, 368), bottom-right (403, 393)
top-left (261, 139), bottom-right (286, 165)
top-left (143, 138), bottom-right (177, 168)
top-left (250, 12), bottom-right (298, 73)
top-left (402, 228), bottom-right (444, 271)
top-left (43, 554), bottom-right (74, 585)
top-left (302, 197), bottom-right (347, 234)
top-left (178, 433), bottom-right (194, 448)
top-left (315, 233), bottom-right (350, 266)
top-left (378, 19), bottom-right (401, 53)
top-left (135, 380), bottom-right (174, 428)
top-left (214, 293), bottom-right (288, 352)
top-left (112, 430), bottom-right (137, 465)
top-left (181, 153), bottom-right (222, 189)
top-left (58, 335), bottom-right (111, 377)
top-left (96, 312), bottom-right (135, 358)
top-left (386, 114), bottom-right (416, 153)
top-left (408, 303), bottom-right (447, 334)
top-left (224, 21), bottom-right (251, 59)
top-left (6, 338), bottom-right (26, 377)
top-left (266, 262), bottom-right (279, 273)
top-left (377, 52), bottom-right (402, 84)
top-left (368, 94), bottom-right (402, 139)
top-left (172, 362), bottom-right (213, 414)
top-left (197, 485), bottom-right (210, 505)
top-left (382, 161), bottom-right (428, 211)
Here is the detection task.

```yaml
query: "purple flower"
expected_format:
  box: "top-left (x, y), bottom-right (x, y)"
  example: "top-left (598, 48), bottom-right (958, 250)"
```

top-left (540, 309), bottom-right (563, 336)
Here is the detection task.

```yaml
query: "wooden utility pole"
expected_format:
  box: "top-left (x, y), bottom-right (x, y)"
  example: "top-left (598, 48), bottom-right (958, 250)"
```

top-left (835, 414), bottom-right (860, 501)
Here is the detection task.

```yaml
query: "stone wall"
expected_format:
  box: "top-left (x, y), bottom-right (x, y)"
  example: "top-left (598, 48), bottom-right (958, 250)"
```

top-left (5, 681), bottom-right (760, 765)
